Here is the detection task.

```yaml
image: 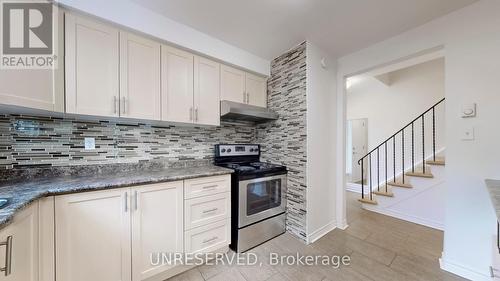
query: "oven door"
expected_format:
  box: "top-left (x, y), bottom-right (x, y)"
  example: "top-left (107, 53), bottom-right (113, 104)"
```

top-left (238, 174), bottom-right (287, 228)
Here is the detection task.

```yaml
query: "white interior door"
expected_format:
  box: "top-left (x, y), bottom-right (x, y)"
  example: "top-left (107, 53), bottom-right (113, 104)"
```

top-left (65, 13), bottom-right (120, 117)
top-left (120, 32), bottom-right (161, 120)
top-left (55, 189), bottom-right (131, 281)
top-left (131, 182), bottom-right (183, 281)
top-left (349, 119), bottom-right (368, 183)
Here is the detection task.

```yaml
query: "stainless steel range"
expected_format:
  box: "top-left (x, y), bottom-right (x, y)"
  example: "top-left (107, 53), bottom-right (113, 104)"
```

top-left (214, 144), bottom-right (287, 252)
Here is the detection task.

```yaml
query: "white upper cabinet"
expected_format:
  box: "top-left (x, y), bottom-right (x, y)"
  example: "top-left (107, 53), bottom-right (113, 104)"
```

top-left (221, 65), bottom-right (246, 104)
top-left (245, 73), bottom-right (267, 107)
top-left (161, 45), bottom-right (194, 123)
top-left (194, 56), bottom-right (220, 126)
top-left (65, 13), bottom-right (120, 117)
top-left (55, 189), bottom-right (132, 281)
top-left (0, 69), bottom-right (63, 112)
top-left (0, 203), bottom-right (39, 281)
top-left (131, 182), bottom-right (183, 281)
top-left (221, 65), bottom-right (267, 107)
top-left (120, 33), bottom-right (161, 120)
top-left (0, 10), bottom-right (64, 112)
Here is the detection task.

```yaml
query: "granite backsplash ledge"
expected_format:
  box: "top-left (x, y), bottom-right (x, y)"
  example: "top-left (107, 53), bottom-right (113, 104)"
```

top-left (0, 158), bottom-right (215, 183)
top-left (0, 114), bottom-right (256, 170)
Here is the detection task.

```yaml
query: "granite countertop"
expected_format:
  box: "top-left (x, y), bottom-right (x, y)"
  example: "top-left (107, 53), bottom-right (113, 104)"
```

top-left (0, 164), bottom-right (233, 229)
top-left (485, 179), bottom-right (500, 220)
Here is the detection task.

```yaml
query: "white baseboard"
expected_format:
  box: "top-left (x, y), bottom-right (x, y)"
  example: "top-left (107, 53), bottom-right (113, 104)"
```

top-left (439, 255), bottom-right (490, 281)
top-left (337, 219), bottom-right (349, 230)
top-left (306, 220), bottom-right (337, 244)
top-left (363, 206), bottom-right (444, 230)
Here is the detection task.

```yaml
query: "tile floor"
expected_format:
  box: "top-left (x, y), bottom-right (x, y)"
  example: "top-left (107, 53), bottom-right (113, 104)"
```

top-left (167, 191), bottom-right (467, 281)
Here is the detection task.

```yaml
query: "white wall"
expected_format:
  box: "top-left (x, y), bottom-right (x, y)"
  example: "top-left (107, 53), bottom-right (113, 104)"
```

top-left (55, 0), bottom-right (270, 76)
top-left (337, 0), bottom-right (500, 280)
top-left (347, 59), bottom-right (445, 150)
top-left (305, 42), bottom-right (337, 243)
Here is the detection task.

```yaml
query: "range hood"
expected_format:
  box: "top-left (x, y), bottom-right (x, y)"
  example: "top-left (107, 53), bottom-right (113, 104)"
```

top-left (220, 100), bottom-right (278, 123)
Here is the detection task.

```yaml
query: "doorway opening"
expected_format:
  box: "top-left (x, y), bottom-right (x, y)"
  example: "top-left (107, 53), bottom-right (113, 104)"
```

top-left (342, 50), bottom-right (446, 230)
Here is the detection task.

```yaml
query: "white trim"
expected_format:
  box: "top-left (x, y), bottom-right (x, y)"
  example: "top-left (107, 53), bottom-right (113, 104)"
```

top-left (362, 206), bottom-right (444, 230)
top-left (439, 255), bottom-right (490, 281)
top-left (336, 48), bottom-right (446, 231)
top-left (306, 220), bottom-right (337, 244)
top-left (337, 221), bottom-right (349, 230)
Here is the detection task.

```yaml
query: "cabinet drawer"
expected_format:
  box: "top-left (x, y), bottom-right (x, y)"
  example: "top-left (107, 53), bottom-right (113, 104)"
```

top-left (185, 193), bottom-right (230, 230)
top-left (184, 175), bottom-right (230, 199)
top-left (185, 219), bottom-right (230, 254)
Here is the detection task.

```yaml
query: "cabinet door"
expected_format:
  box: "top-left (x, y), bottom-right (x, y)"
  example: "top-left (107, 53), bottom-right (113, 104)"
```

top-left (65, 13), bottom-right (120, 117)
top-left (245, 73), bottom-right (267, 107)
top-left (0, 203), bottom-right (39, 281)
top-left (120, 32), bottom-right (161, 120)
top-left (55, 189), bottom-right (131, 281)
top-left (221, 65), bottom-right (246, 104)
top-left (131, 182), bottom-right (183, 281)
top-left (194, 56), bottom-right (220, 126)
top-left (161, 45), bottom-right (194, 123)
top-left (0, 9), bottom-right (64, 112)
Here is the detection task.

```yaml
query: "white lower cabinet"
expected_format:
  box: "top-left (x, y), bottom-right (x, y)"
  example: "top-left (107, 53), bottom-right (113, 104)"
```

top-left (55, 188), bottom-right (132, 281)
top-left (54, 175), bottom-right (231, 281)
top-left (185, 219), bottom-right (231, 254)
top-left (131, 182), bottom-right (183, 281)
top-left (184, 175), bottom-right (231, 255)
top-left (0, 203), bottom-right (39, 281)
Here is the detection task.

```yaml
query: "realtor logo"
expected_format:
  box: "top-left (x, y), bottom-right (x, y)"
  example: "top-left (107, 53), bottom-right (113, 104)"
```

top-left (1, 0), bottom-right (58, 69)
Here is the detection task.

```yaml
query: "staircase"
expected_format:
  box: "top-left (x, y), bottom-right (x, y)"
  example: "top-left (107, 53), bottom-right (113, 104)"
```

top-left (357, 98), bottom-right (446, 213)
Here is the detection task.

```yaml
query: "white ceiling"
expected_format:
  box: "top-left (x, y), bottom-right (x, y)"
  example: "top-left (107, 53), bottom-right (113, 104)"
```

top-left (132, 0), bottom-right (476, 60)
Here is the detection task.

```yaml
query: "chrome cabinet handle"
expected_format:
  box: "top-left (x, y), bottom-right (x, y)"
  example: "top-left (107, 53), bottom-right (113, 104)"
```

top-left (202, 185), bottom-right (217, 190)
top-left (246, 93), bottom-right (250, 104)
top-left (202, 236), bottom-right (218, 244)
top-left (202, 208), bottom-right (218, 214)
top-left (113, 96), bottom-right (118, 114)
top-left (124, 192), bottom-right (128, 212)
top-left (0, 236), bottom-right (12, 276)
top-left (243, 92), bottom-right (246, 103)
top-left (195, 108), bottom-right (199, 122)
top-left (121, 97), bottom-right (127, 115)
top-left (134, 191), bottom-right (138, 211)
top-left (189, 107), bottom-right (193, 121)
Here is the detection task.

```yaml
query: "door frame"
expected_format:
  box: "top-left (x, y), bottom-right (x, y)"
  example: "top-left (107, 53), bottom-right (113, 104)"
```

top-left (334, 46), bottom-right (445, 229)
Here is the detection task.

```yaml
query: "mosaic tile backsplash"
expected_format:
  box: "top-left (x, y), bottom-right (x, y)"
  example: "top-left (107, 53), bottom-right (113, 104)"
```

top-left (0, 115), bottom-right (256, 170)
top-left (258, 42), bottom-right (307, 240)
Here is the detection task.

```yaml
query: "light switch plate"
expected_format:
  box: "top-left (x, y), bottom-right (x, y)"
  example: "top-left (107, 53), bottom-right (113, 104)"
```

top-left (462, 103), bottom-right (476, 118)
top-left (461, 127), bottom-right (474, 141)
top-left (84, 137), bottom-right (96, 150)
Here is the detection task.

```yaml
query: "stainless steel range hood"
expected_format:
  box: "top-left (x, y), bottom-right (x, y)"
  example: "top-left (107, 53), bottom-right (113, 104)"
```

top-left (220, 100), bottom-right (278, 123)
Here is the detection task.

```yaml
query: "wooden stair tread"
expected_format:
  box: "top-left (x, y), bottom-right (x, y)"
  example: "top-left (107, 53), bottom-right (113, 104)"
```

top-left (387, 181), bottom-right (413, 188)
top-left (426, 159), bottom-right (445, 166)
top-left (405, 171), bottom-right (434, 178)
top-left (373, 190), bottom-right (394, 197)
top-left (358, 198), bottom-right (378, 205)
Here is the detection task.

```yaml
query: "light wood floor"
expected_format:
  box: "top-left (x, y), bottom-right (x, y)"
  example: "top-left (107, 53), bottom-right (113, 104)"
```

top-left (167, 191), bottom-right (467, 281)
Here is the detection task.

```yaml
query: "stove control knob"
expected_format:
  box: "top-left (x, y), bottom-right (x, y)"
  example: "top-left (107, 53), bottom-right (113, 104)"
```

top-left (249, 148), bottom-right (254, 152)
top-left (221, 149), bottom-right (226, 153)
top-left (227, 149), bottom-right (232, 152)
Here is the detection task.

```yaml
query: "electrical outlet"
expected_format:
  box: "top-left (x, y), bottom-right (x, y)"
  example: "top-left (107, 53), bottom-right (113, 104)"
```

top-left (84, 138), bottom-right (96, 150)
